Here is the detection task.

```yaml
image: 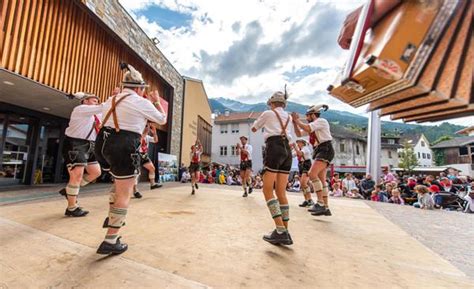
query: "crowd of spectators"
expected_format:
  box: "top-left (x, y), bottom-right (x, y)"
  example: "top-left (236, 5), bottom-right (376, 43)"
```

top-left (178, 164), bottom-right (473, 213)
top-left (330, 168), bottom-right (473, 213)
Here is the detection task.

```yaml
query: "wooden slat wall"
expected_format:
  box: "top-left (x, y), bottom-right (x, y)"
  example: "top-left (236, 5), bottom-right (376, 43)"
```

top-left (0, 0), bottom-right (168, 112)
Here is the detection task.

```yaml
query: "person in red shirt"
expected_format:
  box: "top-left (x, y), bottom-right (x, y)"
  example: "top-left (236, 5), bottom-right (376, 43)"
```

top-left (189, 139), bottom-right (203, 195)
top-left (132, 124), bottom-right (160, 199)
top-left (237, 136), bottom-right (253, 197)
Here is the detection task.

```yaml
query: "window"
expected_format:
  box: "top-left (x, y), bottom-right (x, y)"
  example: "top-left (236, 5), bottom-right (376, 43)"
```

top-left (388, 151), bottom-right (392, 159)
top-left (231, 124), bottom-right (239, 134)
top-left (231, 145), bottom-right (237, 156)
top-left (427, 153), bottom-right (431, 159)
top-left (418, 152), bottom-right (420, 158)
top-left (220, 146), bottom-right (227, 156)
top-left (220, 124), bottom-right (228, 134)
top-left (459, 147), bottom-right (468, 156)
top-left (388, 139), bottom-right (395, 144)
top-left (340, 143), bottom-right (345, 153)
top-left (356, 145), bottom-right (360, 155)
top-left (421, 140), bottom-right (425, 147)
top-left (422, 153), bottom-right (426, 159)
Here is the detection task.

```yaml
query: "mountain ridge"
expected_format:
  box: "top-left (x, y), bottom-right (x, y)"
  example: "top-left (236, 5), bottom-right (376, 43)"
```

top-left (210, 98), bottom-right (466, 143)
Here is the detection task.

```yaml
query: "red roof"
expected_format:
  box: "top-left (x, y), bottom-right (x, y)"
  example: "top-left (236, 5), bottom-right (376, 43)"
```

top-left (214, 112), bottom-right (263, 123)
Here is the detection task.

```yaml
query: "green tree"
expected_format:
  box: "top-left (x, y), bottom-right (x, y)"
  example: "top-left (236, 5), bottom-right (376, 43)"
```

top-left (432, 135), bottom-right (453, 145)
top-left (398, 140), bottom-right (418, 173)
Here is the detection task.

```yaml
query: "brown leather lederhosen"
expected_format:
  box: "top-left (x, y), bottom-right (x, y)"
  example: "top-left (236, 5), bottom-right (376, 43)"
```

top-left (101, 93), bottom-right (131, 132)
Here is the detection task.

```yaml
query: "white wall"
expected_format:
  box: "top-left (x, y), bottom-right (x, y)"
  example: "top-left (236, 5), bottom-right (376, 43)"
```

top-left (381, 148), bottom-right (399, 169)
top-left (398, 135), bottom-right (434, 167)
top-left (414, 135), bottom-right (433, 167)
top-left (212, 122), bottom-right (266, 172)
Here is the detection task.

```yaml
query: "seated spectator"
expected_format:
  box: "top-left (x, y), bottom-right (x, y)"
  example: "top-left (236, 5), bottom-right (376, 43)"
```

top-left (414, 185), bottom-right (434, 210)
top-left (342, 173), bottom-right (357, 195)
top-left (287, 175), bottom-right (301, 192)
top-left (346, 187), bottom-right (363, 199)
top-left (428, 184), bottom-right (442, 209)
top-left (330, 181), bottom-right (343, 197)
top-left (235, 175), bottom-right (242, 186)
top-left (388, 188), bottom-right (404, 205)
top-left (440, 177), bottom-right (456, 193)
top-left (360, 174), bottom-right (375, 200)
top-left (382, 167), bottom-right (397, 184)
top-left (423, 175), bottom-right (443, 191)
top-left (207, 174), bottom-right (215, 184)
top-left (226, 173), bottom-right (235, 185)
top-left (331, 173), bottom-right (340, 190)
top-left (370, 190), bottom-right (380, 202)
top-left (378, 185), bottom-right (390, 202)
top-left (462, 181), bottom-right (474, 213)
top-left (219, 171), bottom-right (226, 184)
top-left (254, 175), bottom-right (263, 189)
top-left (181, 170), bottom-right (191, 183)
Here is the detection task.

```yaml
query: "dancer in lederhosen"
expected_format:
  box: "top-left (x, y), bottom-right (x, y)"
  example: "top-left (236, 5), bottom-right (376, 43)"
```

top-left (60, 92), bottom-right (102, 217)
top-left (237, 136), bottom-right (253, 197)
top-left (292, 138), bottom-right (314, 207)
top-left (189, 139), bottom-right (203, 195)
top-left (251, 89), bottom-right (295, 245)
top-left (292, 105), bottom-right (335, 216)
top-left (95, 63), bottom-right (167, 255)
top-left (133, 123), bottom-right (160, 199)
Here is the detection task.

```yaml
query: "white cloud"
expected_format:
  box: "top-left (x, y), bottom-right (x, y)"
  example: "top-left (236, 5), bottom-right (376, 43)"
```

top-left (119, 0), bottom-right (470, 127)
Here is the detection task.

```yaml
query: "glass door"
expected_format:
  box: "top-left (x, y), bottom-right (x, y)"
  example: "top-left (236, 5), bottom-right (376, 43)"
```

top-left (0, 114), bottom-right (30, 186)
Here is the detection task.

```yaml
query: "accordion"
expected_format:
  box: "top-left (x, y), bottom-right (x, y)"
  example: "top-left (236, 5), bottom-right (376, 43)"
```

top-left (327, 0), bottom-right (473, 122)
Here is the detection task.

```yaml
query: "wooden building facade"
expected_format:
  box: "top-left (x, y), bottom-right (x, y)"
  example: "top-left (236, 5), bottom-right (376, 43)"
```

top-left (0, 0), bottom-right (183, 185)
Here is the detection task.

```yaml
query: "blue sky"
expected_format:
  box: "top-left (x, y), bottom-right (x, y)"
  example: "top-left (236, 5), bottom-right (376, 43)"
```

top-left (119, 0), bottom-right (473, 126)
top-left (135, 4), bottom-right (193, 29)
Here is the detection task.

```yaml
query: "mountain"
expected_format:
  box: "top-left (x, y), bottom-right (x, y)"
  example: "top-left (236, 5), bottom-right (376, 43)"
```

top-left (209, 98), bottom-right (234, 113)
top-left (210, 98), bottom-right (466, 143)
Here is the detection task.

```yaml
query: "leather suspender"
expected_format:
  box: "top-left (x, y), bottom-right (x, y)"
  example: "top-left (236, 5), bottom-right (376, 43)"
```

top-left (271, 108), bottom-right (290, 137)
top-left (85, 122), bottom-right (95, 140)
top-left (101, 93), bottom-right (131, 132)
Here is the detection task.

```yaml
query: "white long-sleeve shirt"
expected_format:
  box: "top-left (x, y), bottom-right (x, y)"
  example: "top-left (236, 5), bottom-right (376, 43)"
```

top-left (65, 104), bottom-right (103, 141)
top-left (101, 88), bottom-right (167, 135)
top-left (252, 107), bottom-right (295, 142)
top-left (309, 118), bottom-right (333, 143)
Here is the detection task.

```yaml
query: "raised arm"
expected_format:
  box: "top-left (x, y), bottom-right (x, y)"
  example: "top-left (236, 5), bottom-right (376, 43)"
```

top-left (291, 112), bottom-right (312, 134)
top-left (292, 143), bottom-right (303, 157)
top-left (142, 90), bottom-right (167, 125)
top-left (150, 125), bottom-right (159, 143)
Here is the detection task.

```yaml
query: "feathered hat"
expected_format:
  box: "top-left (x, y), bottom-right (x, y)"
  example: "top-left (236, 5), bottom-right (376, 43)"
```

top-left (120, 62), bottom-right (149, 88)
top-left (267, 84), bottom-right (289, 107)
top-left (71, 92), bottom-right (99, 103)
top-left (305, 104), bottom-right (328, 115)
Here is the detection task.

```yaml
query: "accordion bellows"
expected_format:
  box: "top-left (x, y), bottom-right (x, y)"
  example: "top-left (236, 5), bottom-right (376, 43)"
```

top-left (328, 0), bottom-right (473, 123)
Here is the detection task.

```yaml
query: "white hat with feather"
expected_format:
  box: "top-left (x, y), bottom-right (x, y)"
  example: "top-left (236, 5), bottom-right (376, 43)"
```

top-left (72, 92), bottom-right (99, 103)
top-left (120, 62), bottom-right (149, 88)
top-left (267, 84), bottom-right (289, 107)
top-left (305, 104), bottom-right (328, 115)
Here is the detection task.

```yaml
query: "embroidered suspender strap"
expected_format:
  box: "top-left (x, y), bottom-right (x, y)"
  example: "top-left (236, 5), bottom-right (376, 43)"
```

top-left (101, 93), bottom-right (131, 132)
top-left (271, 109), bottom-right (290, 137)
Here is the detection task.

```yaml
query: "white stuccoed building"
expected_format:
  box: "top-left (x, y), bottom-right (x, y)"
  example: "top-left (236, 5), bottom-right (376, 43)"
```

top-left (212, 111), bottom-right (266, 172)
top-left (399, 133), bottom-right (433, 167)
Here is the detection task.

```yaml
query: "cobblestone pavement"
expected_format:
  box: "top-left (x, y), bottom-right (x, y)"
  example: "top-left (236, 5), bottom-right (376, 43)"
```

top-left (367, 200), bottom-right (474, 280)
